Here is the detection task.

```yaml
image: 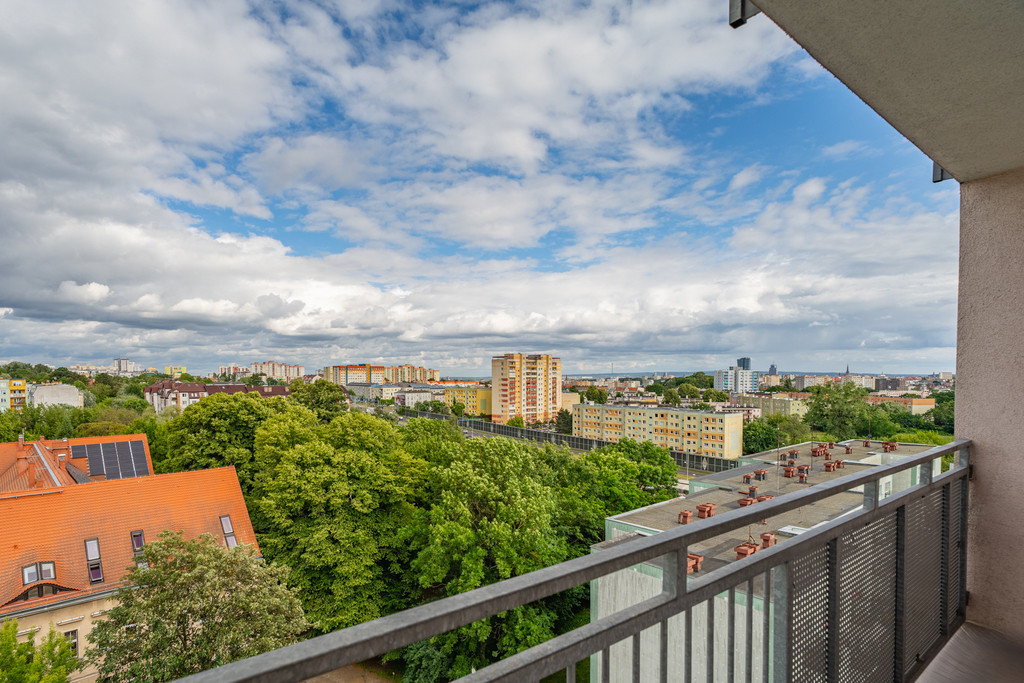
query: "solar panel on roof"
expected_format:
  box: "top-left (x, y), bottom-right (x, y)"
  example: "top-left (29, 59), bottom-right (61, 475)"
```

top-left (102, 443), bottom-right (121, 480)
top-left (129, 440), bottom-right (149, 475)
top-left (115, 441), bottom-right (135, 477)
top-left (86, 443), bottom-right (104, 476)
top-left (70, 444), bottom-right (87, 459)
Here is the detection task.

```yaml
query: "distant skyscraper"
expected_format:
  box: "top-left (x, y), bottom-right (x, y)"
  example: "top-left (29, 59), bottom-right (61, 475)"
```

top-left (769, 362), bottom-right (777, 375)
top-left (737, 357), bottom-right (751, 371)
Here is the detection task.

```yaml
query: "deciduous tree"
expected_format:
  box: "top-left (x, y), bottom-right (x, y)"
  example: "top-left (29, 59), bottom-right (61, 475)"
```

top-left (87, 532), bottom-right (306, 682)
top-left (287, 379), bottom-right (349, 423)
top-left (554, 408), bottom-right (573, 434)
top-left (0, 619), bottom-right (80, 683)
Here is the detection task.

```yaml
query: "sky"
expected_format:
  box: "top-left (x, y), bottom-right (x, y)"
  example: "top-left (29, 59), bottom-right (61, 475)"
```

top-left (0, 0), bottom-right (960, 377)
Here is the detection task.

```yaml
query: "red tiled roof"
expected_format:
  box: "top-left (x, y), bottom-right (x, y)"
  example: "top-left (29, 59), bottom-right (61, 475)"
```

top-left (0, 435), bottom-right (155, 494)
top-left (0, 467), bottom-right (257, 615)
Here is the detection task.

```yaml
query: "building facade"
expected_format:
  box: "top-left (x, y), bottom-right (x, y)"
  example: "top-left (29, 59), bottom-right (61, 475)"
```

top-left (0, 379), bottom-right (28, 412)
top-left (249, 361), bottom-right (304, 382)
top-left (491, 353), bottom-right (562, 424)
top-left (713, 366), bottom-right (759, 393)
top-left (143, 381), bottom-right (290, 414)
top-left (733, 393), bottom-right (809, 419)
top-left (28, 383), bottom-right (84, 409)
top-left (322, 364), bottom-right (386, 385)
top-left (572, 404), bottom-right (743, 458)
top-left (443, 386), bottom-right (492, 417)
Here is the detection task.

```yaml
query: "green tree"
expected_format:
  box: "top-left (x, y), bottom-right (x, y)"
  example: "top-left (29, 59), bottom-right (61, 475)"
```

top-left (0, 411), bottom-right (21, 442)
top-left (927, 401), bottom-right (955, 433)
top-left (507, 416), bottom-right (525, 428)
top-left (802, 383), bottom-right (867, 440)
top-left (288, 379), bottom-right (349, 423)
top-left (584, 386), bottom-right (608, 404)
top-left (765, 413), bottom-right (812, 445)
top-left (414, 400), bottom-right (450, 415)
top-left (682, 372), bottom-right (714, 389)
top-left (743, 419), bottom-right (779, 455)
top-left (648, 383), bottom-right (665, 396)
top-left (451, 402), bottom-right (465, 417)
top-left (160, 392), bottom-right (288, 494)
top-left (87, 531), bottom-right (307, 682)
top-left (554, 408), bottom-right (573, 435)
top-left (691, 401), bottom-right (711, 411)
top-left (403, 439), bottom-right (567, 680)
top-left (662, 388), bottom-right (681, 406)
top-left (676, 383), bottom-right (701, 399)
top-left (703, 388), bottom-right (729, 403)
top-left (256, 411), bottom-right (424, 630)
top-left (0, 619), bottom-right (80, 683)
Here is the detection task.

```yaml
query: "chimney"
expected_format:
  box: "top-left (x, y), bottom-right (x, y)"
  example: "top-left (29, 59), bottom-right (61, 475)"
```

top-left (761, 532), bottom-right (777, 549)
top-left (27, 460), bottom-right (37, 488)
top-left (678, 510), bottom-right (693, 525)
top-left (58, 453), bottom-right (67, 471)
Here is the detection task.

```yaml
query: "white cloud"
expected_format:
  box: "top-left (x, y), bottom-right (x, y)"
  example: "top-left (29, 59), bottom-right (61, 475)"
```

top-left (822, 140), bottom-right (869, 159)
top-left (57, 281), bottom-right (111, 304)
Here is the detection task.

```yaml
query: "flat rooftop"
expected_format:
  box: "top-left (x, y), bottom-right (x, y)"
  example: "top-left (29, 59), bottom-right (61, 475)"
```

top-left (605, 440), bottom-right (938, 575)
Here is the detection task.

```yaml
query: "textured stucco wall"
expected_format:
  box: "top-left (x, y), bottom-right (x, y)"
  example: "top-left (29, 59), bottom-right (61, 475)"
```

top-left (959, 167), bottom-right (1024, 641)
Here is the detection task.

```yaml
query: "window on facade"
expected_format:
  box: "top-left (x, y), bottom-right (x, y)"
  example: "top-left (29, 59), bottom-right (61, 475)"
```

top-left (85, 538), bottom-right (103, 583)
top-left (220, 515), bottom-right (237, 548)
top-left (64, 630), bottom-right (78, 658)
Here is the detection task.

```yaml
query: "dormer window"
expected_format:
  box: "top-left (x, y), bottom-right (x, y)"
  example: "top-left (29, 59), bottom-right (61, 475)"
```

top-left (131, 530), bottom-right (145, 556)
top-left (220, 515), bottom-right (237, 548)
top-left (22, 561), bottom-right (55, 585)
top-left (85, 538), bottom-right (103, 583)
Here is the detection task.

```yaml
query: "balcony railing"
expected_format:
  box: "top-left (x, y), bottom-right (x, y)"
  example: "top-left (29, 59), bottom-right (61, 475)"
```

top-left (179, 440), bottom-right (970, 683)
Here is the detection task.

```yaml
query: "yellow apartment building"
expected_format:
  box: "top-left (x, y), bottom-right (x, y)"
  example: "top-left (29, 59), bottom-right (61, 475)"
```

top-left (1, 379), bottom-right (28, 412)
top-left (491, 353), bottom-right (562, 424)
top-left (443, 386), bottom-right (492, 417)
top-left (572, 404), bottom-right (743, 459)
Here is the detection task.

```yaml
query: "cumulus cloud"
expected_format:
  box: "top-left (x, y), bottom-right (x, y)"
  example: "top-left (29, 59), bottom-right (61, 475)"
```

top-left (0, 1), bottom-right (958, 375)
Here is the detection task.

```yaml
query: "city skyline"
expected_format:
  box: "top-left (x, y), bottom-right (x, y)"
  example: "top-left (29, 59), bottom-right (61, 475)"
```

top-left (0, 1), bottom-right (958, 376)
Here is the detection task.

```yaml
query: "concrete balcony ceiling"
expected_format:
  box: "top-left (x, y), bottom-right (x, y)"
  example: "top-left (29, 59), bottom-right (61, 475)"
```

top-left (752, 0), bottom-right (1024, 182)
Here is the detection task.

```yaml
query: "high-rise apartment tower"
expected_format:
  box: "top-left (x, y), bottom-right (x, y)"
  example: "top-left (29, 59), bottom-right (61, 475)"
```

top-left (491, 353), bottom-right (561, 425)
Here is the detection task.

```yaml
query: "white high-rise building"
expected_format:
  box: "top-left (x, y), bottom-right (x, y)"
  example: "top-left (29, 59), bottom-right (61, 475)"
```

top-left (713, 366), bottom-right (759, 393)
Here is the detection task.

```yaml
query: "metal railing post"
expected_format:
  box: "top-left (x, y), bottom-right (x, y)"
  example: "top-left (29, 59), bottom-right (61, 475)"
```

top-left (771, 563), bottom-right (792, 683)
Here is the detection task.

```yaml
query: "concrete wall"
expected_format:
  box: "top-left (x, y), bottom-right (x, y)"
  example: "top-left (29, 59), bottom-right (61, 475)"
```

top-left (958, 167), bottom-right (1024, 641)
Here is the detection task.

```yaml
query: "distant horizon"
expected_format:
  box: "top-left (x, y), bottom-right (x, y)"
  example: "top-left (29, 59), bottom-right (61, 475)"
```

top-left (2, 356), bottom-right (954, 381)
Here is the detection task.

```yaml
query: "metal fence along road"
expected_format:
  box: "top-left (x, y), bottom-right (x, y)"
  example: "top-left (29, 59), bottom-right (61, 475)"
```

top-left (179, 439), bottom-right (971, 683)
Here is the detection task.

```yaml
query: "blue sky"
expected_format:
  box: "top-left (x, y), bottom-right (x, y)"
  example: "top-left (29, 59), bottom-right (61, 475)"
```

top-left (0, 0), bottom-right (959, 376)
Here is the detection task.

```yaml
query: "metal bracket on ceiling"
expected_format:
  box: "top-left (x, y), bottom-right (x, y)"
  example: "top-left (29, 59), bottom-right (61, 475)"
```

top-left (730, 0), bottom-right (762, 28)
top-left (933, 161), bottom-right (955, 183)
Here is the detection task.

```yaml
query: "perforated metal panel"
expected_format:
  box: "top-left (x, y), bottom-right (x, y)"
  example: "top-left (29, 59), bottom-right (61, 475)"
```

top-left (903, 489), bottom-right (944, 673)
top-left (789, 544), bottom-right (830, 683)
top-left (946, 480), bottom-right (963, 630)
top-left (838, 514), bottom-right (897, 683)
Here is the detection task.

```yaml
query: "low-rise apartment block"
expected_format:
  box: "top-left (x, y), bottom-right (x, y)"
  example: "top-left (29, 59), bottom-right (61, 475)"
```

top-left (572, 404), bottom-right (743, 458)
top-left (143, 381), bottom-right (290, 414)
top-left (383, 365), bottom-right (441, 383)
top-left (0, 379), bottom-right (27, 412)
top-left (864, 395), bottom-right (936, 414)
top-left (733, 393), bottom-right (809, 418)
top-left (443, 386), bottom-right (492, 417)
